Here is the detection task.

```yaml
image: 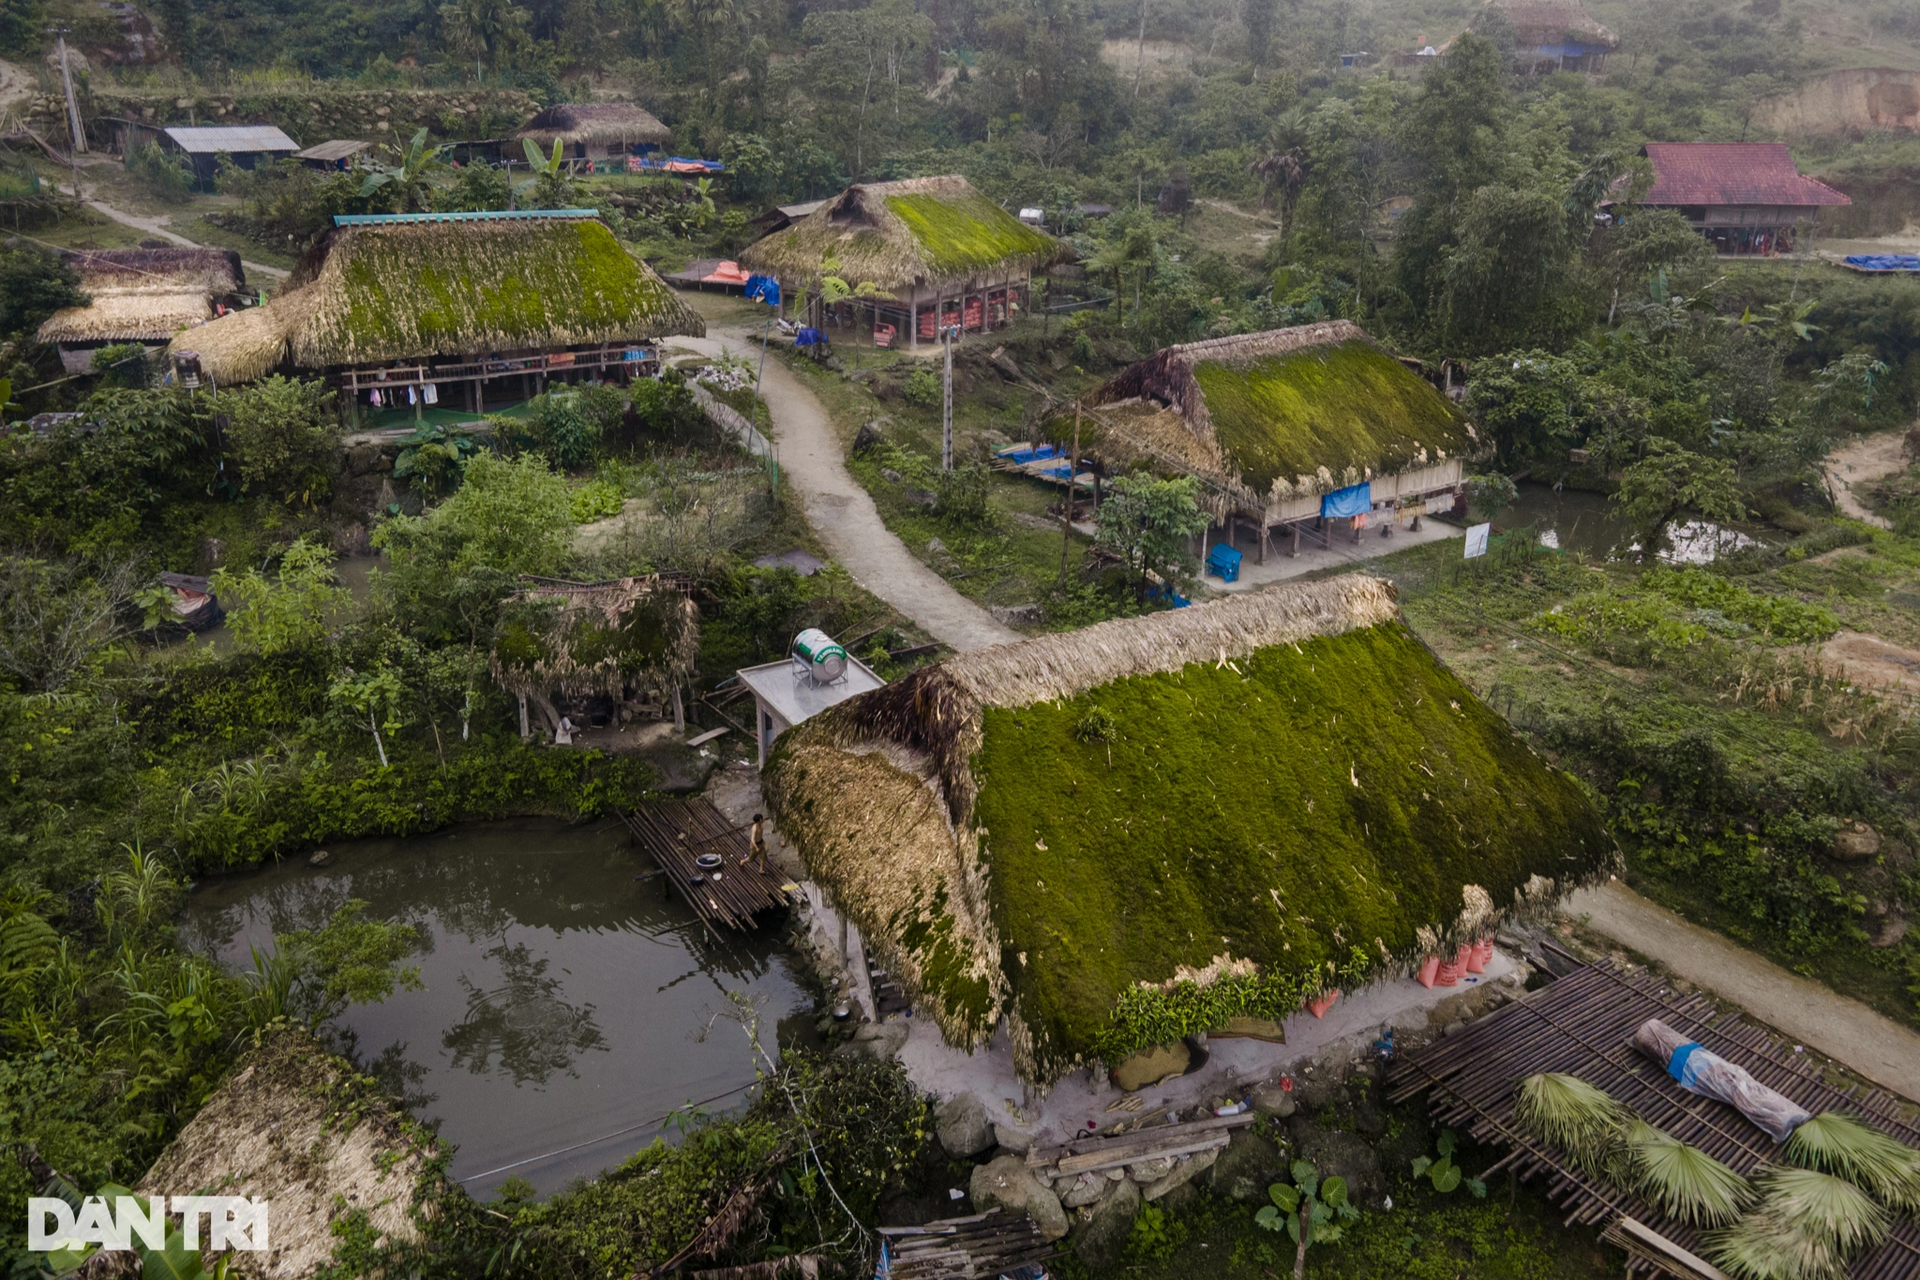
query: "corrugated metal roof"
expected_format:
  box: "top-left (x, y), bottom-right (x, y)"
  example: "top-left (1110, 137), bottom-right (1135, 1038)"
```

top-left (294, 139), bottom-right (371, 162)
top-left (330, 209), bottom-right (601, 226)
top-left (1641, 143), bottom-right (1852, 209)
top-left (164, 125), bottom-right (300, 154)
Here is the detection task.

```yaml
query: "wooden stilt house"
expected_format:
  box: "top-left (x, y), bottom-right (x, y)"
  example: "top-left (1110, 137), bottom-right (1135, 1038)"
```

top-left (1064, 322), bottom-right (1479, 563)
top-left (738, 175), bottom-right (1065, 348)
top-left (166, 209), bottom-right (703, 414)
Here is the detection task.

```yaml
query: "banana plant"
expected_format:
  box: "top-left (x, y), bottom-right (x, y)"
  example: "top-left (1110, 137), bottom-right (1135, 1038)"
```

top-left (360, 128), bottom-right (450, 213)
top-left (1412, 1128), bottom-right (1488, 1197)
top-left (1256, 1159), bottom-right (1360, 1280)
top-left (517, 137), bottom-right (576, 209)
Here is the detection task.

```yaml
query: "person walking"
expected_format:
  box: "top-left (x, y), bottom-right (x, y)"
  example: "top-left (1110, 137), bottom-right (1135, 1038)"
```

top-left (747, 813), bottom-right (770, 871)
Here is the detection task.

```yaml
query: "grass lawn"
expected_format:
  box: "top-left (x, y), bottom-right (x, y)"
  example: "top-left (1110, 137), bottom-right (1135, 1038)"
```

top-left (1346, 497), bottom-right (1920, 1029)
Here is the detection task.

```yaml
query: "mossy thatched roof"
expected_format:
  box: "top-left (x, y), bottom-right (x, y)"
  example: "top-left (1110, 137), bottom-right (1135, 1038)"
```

top-left (764, 576), bottom-right (1614, 1083)
top-left (1473, 0), bottom-right (1616, 48)
top-left (490, 575), bottom-right (699, 701)
top-left (518, 102), bottom-right (672, 147)
top-left (738, 175), bottom-right (1064, 293)
top-left (1069, 322), bottom-right (1477, 512)
top-left (133, 1028), bottom-right (438, 1278)
top-left (169, 216), bottom-right (703, 384)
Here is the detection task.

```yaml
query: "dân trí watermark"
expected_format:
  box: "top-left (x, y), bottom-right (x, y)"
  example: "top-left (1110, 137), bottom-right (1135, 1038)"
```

top-left (27, 1195), bottom-right (269, 1252)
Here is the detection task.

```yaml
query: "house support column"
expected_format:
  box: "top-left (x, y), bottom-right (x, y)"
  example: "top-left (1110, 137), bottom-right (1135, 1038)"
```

top-left (672, 686), bottom-right (685, 734)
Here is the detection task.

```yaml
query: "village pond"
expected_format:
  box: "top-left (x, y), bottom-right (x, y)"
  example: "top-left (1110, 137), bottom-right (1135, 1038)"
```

top-left (180, 816), bottom-right (817, 1197)
top-left (1505, 481), bottom-right (1769, 563)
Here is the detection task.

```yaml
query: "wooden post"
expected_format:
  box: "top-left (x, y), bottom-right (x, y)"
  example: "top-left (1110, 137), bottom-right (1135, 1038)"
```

top-left (672, 686), bottom-right (685, 734)
top-left (1061, 404), bottom-right (1081, 583)
top-left (518, 694), bottom-right (529, 739)
top-left (1290, 523), bottom-right (1301, 558)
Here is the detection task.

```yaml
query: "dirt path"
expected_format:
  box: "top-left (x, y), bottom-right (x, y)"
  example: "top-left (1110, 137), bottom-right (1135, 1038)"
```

top-left (1824, 428), bottom-right (1911, 528)
top-left (47, 175), bottom-right (291, 280)
top-left (1563, 880), bottom-right (1920, 1103)
top-left (663, 330), bottom-right (1020, 653)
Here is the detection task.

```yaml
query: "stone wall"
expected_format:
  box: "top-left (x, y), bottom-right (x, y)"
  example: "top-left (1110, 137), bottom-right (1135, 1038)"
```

top-left (30, 85), bottom-right (541, 150)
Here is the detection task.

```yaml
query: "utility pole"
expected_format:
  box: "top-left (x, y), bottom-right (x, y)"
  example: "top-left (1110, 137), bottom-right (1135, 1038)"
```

top-left (1060, 403), bottom-right (1081, 582)
top-left (52, 28), bottom-right (86, 154)
top-left (941, 323), bottom-right (955, 471)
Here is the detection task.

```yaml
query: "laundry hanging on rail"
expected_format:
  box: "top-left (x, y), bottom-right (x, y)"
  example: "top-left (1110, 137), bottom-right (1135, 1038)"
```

top-left (421, 383), bottom-right (439, 406)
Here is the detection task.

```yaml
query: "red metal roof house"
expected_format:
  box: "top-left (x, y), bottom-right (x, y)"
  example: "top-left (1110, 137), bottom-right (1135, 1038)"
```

top-left (1633, 143), bottom-right (1850, 255)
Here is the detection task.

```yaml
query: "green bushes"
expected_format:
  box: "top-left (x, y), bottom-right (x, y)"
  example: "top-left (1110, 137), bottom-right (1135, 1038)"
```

top-left (1529, 567), bottom-right (1839, 662)
top-left (125, 141), bottom-right (195, 203)
top-left (219, 377), bottom-right (340, 504)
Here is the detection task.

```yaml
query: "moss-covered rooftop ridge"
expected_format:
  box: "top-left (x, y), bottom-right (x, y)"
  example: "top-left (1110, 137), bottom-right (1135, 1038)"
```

top-left (764, 577), bottom-right (1615, 1083)
top-left (738, 175), bottom-right (1064, 293)
top-left (169, 217), bottom-right (704, 383)
top-left (1070, 322), bottom-right (1478, 514)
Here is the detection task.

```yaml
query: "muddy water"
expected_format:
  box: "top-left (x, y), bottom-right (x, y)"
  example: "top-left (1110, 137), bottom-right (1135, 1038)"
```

top-left (1504, 483), bottom-right (1769, 563)
top-left (181, 817), bottom-right (814, 1197)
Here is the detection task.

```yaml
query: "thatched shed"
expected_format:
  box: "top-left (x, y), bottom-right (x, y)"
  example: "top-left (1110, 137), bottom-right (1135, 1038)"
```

top-left (764, 576), bottom-right (1613, 1084)
top-left (738, 175), bottom-right (1064, 347)
top-left (37, 248), bottom-right (247, 374)
top-left (131, 1028), bottom-right (438, 1279)
top-left (517, 102), bottom-right (672, 158)
top-left (1065, 322), bottom-right (1477, 559)
top-left (168, 211), bottom-right (702, 406)
top-left (491, 575), bottom-right (700, 736)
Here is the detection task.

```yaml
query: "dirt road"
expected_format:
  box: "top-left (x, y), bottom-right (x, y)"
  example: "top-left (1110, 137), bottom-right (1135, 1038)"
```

top-left (664, 330), bottom-right (1020, 653)
top-left (1824, 428), bottom-right (1911, 528)
top-left (1564, 880), bottom-right (1920, 1103)
top-left (45, 174), bottom-right (291, 280)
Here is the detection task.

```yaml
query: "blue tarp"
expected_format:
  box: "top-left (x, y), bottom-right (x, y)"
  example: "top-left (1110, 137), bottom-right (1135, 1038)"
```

top-left (1205, 543), bottom-right (1242, 583)
top-left (794, 327), bottom-right (826, 347)
top-left (744, 274), bottom-right (781, 306)
top-left (1321, 482), bottom-right (1372, 519)
top-left (1844, 254), bottom-right (1920, 271)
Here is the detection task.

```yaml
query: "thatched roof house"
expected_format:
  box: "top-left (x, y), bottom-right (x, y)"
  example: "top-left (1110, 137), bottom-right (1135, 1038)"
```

top-left (37, 248), bottom-right (246, 374)
top-left (1068, 322), bottom-right (1475, 554)
top-left (739, 175), bottom-right (1064, 347)
top-left (764, 576), bottom-right (1614, 1084)
top-left (491, 575), bottom-right (699, 734)
top-left (130, 1029), bottom-right (438, 1279)
top-left (517, 102), bottom-right (672, 157)
top-left (169, 211), bottom-right (702, 401)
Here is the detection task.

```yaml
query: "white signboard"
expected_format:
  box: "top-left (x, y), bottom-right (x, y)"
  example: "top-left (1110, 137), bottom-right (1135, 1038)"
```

top-left (1464, 522), bottom-right (1491, 559)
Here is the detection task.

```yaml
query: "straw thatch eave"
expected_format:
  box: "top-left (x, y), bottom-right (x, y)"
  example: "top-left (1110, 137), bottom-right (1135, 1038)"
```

top-left (37, 291), bottom-right (214, 345)
top-left (170, 218), bottom-right (703, 383)
top-left (738, 175), bottom-right (1064, 294)
top-left (764, 575), bottom-right (1616, 1082)
top-left (1063, 322), bottom-right (1477, 516)
top-left (64, 246), bottom-right (245, 295)
top-left (517, 102), bottom-right (672, 147)
top-left (490, 576), bottom-right (699, 703)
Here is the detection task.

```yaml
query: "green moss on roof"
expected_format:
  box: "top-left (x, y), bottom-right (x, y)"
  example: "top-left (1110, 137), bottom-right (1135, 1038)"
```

top-left (883, 192), bottom-right (1059, 279)
top-left (1193, 340), bottom-right (1469, 492)
top-left (970, 621), bottom-right (1607, 1071)
top-left (295, 220), bottom-right (700, 366)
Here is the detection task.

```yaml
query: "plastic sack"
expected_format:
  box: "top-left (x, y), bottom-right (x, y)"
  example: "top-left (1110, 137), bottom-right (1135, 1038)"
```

top-left (1632, 1018), bottom-right (1812, 1142)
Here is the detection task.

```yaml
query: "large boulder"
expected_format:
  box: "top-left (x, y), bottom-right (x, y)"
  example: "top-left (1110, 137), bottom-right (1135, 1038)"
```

top-left (1209, 1128), bottom-right (1286, 1202)
top-left (1142, 1147), bottom-right (1219, 1202)
top-left (993, 1123), bottom-right (1034, 1154)
top-left (1833, 823), bottom-right (1883, 861)
top-left (1249, 1083), bottom-right (1296, 1118)
top-left (1071, 1175), bottom-right (1141, 1268)
top-left (1058, 1171), bottom-right (1108, 1208)
top-left (1112, 1041), bottom-right (1190, 1092)
top-left (934, 1093), bottom-right (995, 1159)
top-left (970, 1154), bottom-right (1068, 1241)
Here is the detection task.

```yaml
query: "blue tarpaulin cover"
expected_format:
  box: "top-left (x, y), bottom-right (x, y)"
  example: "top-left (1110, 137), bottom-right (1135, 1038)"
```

top-left (1844, 254), bottom-right (1920, 271)
top-left (794, 327), bottom-right (825, 346)
top-left (744, 275), bottom-right (781, 305)
top-left (1321, 482), bottom-right (1372, 519)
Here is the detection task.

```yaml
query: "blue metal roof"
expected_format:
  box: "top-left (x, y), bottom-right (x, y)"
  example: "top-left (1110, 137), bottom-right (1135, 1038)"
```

top-left (331, 209), bottom-right (601, 227)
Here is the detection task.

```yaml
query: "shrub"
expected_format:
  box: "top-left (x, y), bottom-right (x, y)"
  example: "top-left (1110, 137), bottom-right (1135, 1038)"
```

top-left (125, 141), bottom-right (194, 202)
top-left (90, 343), bottom-right (151, 389)
top-left (903, 366), bottom-right (941, 407)
top-left (219, 376), bottom-right (339, 503)
top-left (510, 394), bottom-right (600, 470)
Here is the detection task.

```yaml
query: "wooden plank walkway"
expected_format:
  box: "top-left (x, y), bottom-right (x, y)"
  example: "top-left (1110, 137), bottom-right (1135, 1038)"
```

top-left (621, 799), bottom-right (791, 932)
top-left (1388, 948), bottom-right (1920, 1280)
top-left (876, 1208), bottom-right (1054, 1279)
